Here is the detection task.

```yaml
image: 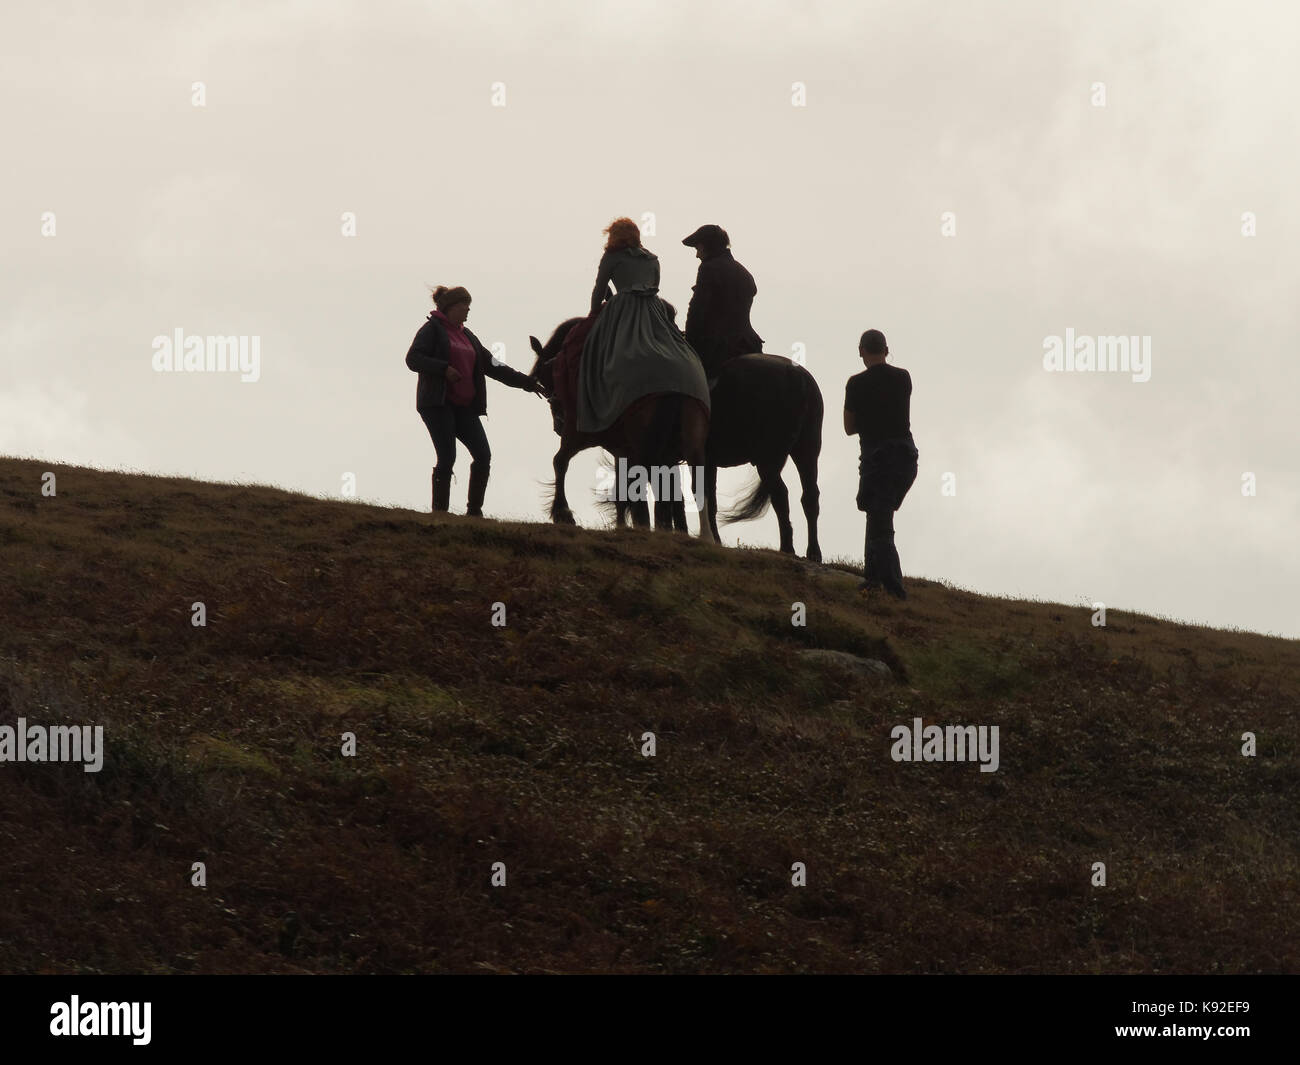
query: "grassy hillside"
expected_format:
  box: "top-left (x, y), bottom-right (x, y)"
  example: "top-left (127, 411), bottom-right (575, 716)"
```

top-left (1, 456), bottom-right (1297, 974)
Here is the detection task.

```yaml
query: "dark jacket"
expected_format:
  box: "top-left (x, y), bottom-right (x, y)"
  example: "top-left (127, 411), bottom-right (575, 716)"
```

top-left (590, 245), bottom-right (660, 314)
top-left (684, 248), bottom-right (764, 376)
top-left (405, 313), bottom-right (534, 416)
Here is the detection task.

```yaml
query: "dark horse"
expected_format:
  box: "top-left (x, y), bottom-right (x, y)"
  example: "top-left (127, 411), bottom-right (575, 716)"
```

top-left (529, 321), bottom-right (822, 560)
top-left (527, 317), bottom-right (716, 541)
top-left (702, 353), bottom-right (824, 562)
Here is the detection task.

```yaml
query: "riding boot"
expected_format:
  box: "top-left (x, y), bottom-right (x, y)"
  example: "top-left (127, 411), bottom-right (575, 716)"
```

top-left (466, 463), bottom-right (490, 517)
top-left (879, 537), bottom-right (907, 600)
top-left (431, 468), bottom-right (452, 513)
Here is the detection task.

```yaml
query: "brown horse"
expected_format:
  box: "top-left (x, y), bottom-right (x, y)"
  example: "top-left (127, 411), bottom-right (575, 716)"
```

top-left (531, 321), bottom-right (823, 559)
top-left (528, 317), bottom-right (715, 540)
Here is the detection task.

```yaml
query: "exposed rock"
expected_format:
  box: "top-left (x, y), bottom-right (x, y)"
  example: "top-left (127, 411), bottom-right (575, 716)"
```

top-left (797, 648), bottom-right (893, 679)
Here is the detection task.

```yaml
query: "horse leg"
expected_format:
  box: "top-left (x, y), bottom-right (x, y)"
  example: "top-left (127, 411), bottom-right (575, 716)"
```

top-left (551, 444), bottom-right (576, 524)
top-left (792, 442), bottom-right (822, 563)
top-left (612, 473), bottom-right (646, 528)
top-left (706, 463), bottom-right (720, 541)
top-left (695, 476), bottom-right (716, 543)
top-left (651, 465), bottom-right (675, 530)
top-left (688, 461), bottom-right (720, 544)
top-left (667, 464), bottom-right (688, 532)
top-left (679, 404), bottom-right (716, 545)
top-left (670, 465), bottom-right (691, 533)
top-left (758, 459), bottom-right (794, 554)
top-left (653, 495), bottom-right (674, 530)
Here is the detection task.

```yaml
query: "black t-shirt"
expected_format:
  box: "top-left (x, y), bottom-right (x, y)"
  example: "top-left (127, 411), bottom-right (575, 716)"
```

top-left (845, 364), bottom-right (912, 448)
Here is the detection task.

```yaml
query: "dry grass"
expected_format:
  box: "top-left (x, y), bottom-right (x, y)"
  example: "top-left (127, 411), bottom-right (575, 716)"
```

top-left (0, 456), bottom-right (1296, 973)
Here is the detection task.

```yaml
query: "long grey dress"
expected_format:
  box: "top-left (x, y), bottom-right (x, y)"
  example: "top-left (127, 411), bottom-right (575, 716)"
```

top-left (577, 245), bottom-right (711, 434)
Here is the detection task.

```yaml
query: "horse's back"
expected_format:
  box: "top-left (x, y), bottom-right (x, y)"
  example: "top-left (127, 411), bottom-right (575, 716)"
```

top-left (708, 352), bottom-right (822, 464)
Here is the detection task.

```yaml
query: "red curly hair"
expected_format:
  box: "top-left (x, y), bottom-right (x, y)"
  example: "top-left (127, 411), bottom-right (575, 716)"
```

top-left (603, 217), bottom-right (642, 252)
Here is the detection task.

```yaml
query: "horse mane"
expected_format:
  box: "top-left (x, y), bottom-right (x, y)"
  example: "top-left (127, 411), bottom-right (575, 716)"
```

top-left (540, 317), bottom-right (586, 360)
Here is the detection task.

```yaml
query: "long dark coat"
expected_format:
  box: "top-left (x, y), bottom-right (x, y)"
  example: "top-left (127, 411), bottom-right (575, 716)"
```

top-left (405, 313), bottom-right (534, 417)
top-left (684, 249), bottom-right (765, 376)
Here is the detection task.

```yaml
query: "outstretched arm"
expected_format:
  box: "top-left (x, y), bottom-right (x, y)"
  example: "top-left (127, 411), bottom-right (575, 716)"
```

top-left (473, 336), bottom-right (546, 394)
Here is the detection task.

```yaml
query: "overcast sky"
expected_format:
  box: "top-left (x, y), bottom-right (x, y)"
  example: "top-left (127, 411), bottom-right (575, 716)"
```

top-left (3, 0), bottom-right (1296, 638)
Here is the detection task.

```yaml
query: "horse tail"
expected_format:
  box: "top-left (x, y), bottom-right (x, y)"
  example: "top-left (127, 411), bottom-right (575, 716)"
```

top-left (723, 475), bottom-right (772, 524)
top-left (539, 476), bottom-right (558, 516)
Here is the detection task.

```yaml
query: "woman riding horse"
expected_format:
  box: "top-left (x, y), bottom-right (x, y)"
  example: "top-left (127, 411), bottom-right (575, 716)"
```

top-left (576, 218), bottom-right (711, 436)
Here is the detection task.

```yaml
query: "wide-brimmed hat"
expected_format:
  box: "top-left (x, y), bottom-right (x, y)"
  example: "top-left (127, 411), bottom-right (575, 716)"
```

top-left (682, 224), bottom-right (729, 250)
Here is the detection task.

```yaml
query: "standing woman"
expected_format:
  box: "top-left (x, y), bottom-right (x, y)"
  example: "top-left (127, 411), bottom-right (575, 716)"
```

top-left (577, 218), bottom-right (711, 435)
top-left (405, 285), bottom-right (546, 515)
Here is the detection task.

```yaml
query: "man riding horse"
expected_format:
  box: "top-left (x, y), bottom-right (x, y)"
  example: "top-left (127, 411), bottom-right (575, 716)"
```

top-left (532, 218), bottom-right (716, 537)
top-left (529, 219), bottom-right (821, 559)
top-left (681, 224), bottom-right (765, 380)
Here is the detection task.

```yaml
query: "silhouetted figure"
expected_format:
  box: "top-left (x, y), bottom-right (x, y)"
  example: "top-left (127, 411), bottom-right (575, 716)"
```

top-left (844, 329), bottom-right (918, 599)
top-left (405, 285), bottom-right (544, 516)
top-left (682, 224), bottom-right (765, 379)
top-left (577, 218), bottom-right (710, 435)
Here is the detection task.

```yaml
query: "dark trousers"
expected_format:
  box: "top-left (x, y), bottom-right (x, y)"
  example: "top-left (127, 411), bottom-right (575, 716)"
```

top-left (858, 436), bottom-right (918, 597)
top-left (419, 404), bottom-right (491, 476)
top-left (864, 508), bottom-right (901, 594)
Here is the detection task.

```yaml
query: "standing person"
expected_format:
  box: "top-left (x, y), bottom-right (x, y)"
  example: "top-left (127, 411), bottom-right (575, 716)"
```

top-left (577, 218), bottom-right (710, 435)
top-left (844, 329), bottom-right (918, 599)
top-left (404, 285), bottom-right (546, 516)
top-left (681, 224), bottom-right (765, 379)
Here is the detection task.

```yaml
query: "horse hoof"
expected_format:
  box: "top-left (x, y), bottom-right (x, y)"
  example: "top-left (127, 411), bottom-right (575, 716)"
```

top-left (807, 549), bottom-right (823, 563)
top-left (553, 511), bottom-right (576, 526)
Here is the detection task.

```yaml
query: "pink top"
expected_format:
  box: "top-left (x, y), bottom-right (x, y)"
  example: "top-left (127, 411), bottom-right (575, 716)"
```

top-left (432, 310), bottom-right (476, 406)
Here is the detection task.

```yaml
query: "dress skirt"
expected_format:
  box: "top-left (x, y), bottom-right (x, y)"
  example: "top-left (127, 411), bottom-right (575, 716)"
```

top-left (577, 290), bottom-right (711, 434)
